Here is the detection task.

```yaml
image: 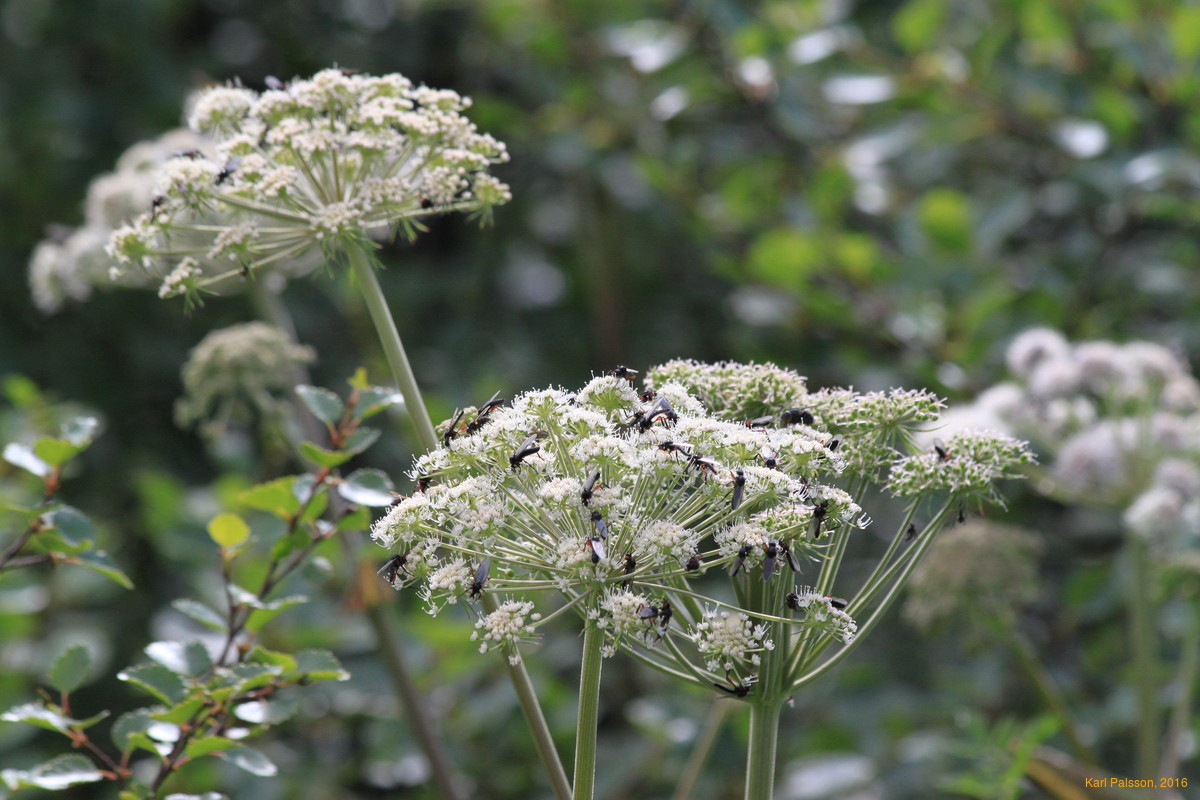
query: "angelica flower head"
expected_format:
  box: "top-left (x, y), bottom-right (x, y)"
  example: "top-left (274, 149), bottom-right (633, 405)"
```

top-left (107, 69), bottom-right (511, 302)
top-left (369, 361), bottom-right (1028, 688)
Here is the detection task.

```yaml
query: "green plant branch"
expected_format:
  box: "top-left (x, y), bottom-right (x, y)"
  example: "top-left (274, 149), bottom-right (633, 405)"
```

top-left (344, 245), bottom-right (438, 453)
top-left (744, 700), bottom-right (782, 800)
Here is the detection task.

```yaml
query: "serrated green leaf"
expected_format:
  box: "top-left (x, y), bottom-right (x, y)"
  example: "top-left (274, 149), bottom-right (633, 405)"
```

top-left (245, 595), bottom-right (308, 633)
top-left (355, 386), bottom-right (404, 420)
top-left (144, 641), bottom-right (211, 677)
top-left (335, 505), bottom-right (371, 532)
top-left (294, 649), bottom-right (350, 683)
top-left (338, 468), bottom-right (395, 507)
top-left (172, 599), bottom-right (227, 632)
top-left (298, 441), bottom-right (353, 468)
top-left (207, 513), bottom-right (250, 548)
top-left (217, 746), bottom-right (277, 777)
top-left (48, 644), bottom-right (91, 694)
top-left (1, 754), bottom-right (103, 791)
top-left (73, 550), bottom-right (133, 589)
top-left (184, 736), bottom-right (239, 758)
top-left (296, 385), bottom-right (345, 426)
top-left (111, 708), bottom-right (162, 754)
top-left (3, 443), bottom-right (50, 477)
top-left (210, 663), bottom-right (282, 695)
top-left (342, 427), bottom-right (381, 456)
top-left (60, 417), bottom-right (99, 447)
top-left (238, 476), bottom-right (302, 517)
top-left (117, 663), bottom-right (187, 706)
top-left (33, 437), bottom-right (82, 468)
top-left (246, 647), bottom-right (297, 674)
top-left (45, 506), bottom-right (95, 548)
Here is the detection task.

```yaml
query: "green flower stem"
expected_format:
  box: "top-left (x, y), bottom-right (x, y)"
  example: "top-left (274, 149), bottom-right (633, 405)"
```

top-left (994, 613), bottom-right (1096, 766)
top-left (1129, 538), bottom-right (1159, 777)
top-left (671, 701), bottom-right (731, 800)
top-left (1159, 597), bottom-right (1199, 780)
top-left (744, 700), bottom-right (783, 800)
top-left (481, 593), bottom-right (573, 800)
top-left (573, 624), bottom-right (605, 800)
top-left (345, 245), bottom-right (438, 453)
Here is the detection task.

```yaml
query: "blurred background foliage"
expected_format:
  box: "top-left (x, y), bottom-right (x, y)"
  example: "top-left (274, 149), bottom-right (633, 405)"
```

top-left (2, 0), bottom-right (1198, 798)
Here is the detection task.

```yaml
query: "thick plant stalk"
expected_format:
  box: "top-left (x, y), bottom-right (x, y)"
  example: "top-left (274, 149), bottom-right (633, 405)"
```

top-left (744, 701), bottom-right (782, 800)
top-left (345, 245), bottom-right (438, 453)
top-left (481, 593), bottom-right (573, 800)
top-left (573, 625), bottom-right (605, 800)
top-left (1129, 539), bottom-right (1159, 777)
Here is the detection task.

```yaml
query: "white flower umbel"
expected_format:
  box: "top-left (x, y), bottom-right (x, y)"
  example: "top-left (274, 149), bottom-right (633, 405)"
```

top-left (472, 599), bottom-right (541, 665)
top-left (106, 69), bottom-right (511, 301)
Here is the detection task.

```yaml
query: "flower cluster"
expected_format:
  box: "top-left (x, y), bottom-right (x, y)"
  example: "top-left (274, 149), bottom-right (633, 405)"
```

top-left (174, 322), bottom-right (315, 438)
top-left (951, 329), bottom-right (1200, 559)
top-left (106, 69), bottom-right (511, 300)
top-left (472, 600), bottom-right (541, 665)
top-left (886, 429), bottom-right (1035, 504)
top-left (370, 362), bottom-right (1018, 692)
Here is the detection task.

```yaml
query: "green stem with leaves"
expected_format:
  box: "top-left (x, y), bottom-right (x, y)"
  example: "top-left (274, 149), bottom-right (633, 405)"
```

top-left (344, 245), bottom-right (438, 452)
top-left (573, 623), bottom-right (605, 800)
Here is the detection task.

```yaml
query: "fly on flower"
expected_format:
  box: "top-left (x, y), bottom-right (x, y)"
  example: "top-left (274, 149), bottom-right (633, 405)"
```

top-left (781, 408), bottom-right (814, 427)
top-left (713, 677), bottom-right (754, 698)
top-left (729, 544), bottom-right (752, 577)
top-left (810, 500), bottom-right (829, 539)
top-left (622, 553), bottom-right (636, 587)
top-left (638, 599), bottom-right (672, 642)
top-left (744, 415), bottom-right (774, 430)
top-left (468, 557), bottom-right (491, 600)
top-left (510, 433), bottom-right (545, 470)
top-left (933, 438), bottom-right (950, 461)
top-left (731, 468), bottom-right (747, 511)
top-left (443, 408), bottom-right (466, 449)
top-left (377, 553), bottom-right (409, 588)
top-left (581, 468), bottom-right (602, 506)
top-left (762, 540), bottom-right (778, 580)
top-left (609, 365), bottom-right (639, 383)
top-left (780, 540), bottom-right (800, 573)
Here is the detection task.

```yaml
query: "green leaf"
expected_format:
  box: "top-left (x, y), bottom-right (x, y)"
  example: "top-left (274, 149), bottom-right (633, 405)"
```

top-left (184, 736), bottom-right (238, 758)
top-left (33, 437), bottom-right (83, 468)
top-left (117, 663), bottom-right (187, 706)
top-left (239, 476), bottom-right (302, 517)
top-left (233, 697), bottom-right (295, 725)
top-left (299, 491), bottom-right (329, 525)
top-left (347, 367), bottom-right (369, 391)
top-left (355, 386), bottom-right (404, 420)
top-left (48, 644), bottom-right (91, 694)
top-left (213, 663), bottom-right (282, 694)
top-left (893, 0), bottom-right (947, 52)
top-left (111, 708), bottom-right (162, 754)
top-left (172, 599), bottom-right (228, 632)
top-left (149, 697), bottom-right (205, 725)
top-left (246, 647), bottom-right (297, 674)
top-left (216, 745), bottom-right (277, 777)
top-left (342, 427), bottom-right (381, 456)
top-left (4, 374), bottom-right (43, 408)
top-left (208, 513), bottom-right (250, 548)
top-left (73, 550), bottom-right (134, 589)
top-left (293, 649), bottom-right (350, 683)
top-left (3, 443), bottom-right (50, 478)
top-left (60, 417), bottom-right (99, 447)
top-left (45, 506), bottom-right (95, 547)
top-left (298, 441), bottom-right (353, 468)
top-left (245, 595), bottom-right (308, 633)
top-left (145, 641), bottom-right (212, 677)
top-left (0, 702), bottom-right (108, 735)
top-left (1, 754), bottom-right (103, 791)
top-left (338, 468), bottom-right (395, 507)
top-left (295, 385), bottom-right (344, 426)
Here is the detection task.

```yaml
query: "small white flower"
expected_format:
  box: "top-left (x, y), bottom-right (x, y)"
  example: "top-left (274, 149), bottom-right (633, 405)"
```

top-left (690, 609), bottom-right (774, 674)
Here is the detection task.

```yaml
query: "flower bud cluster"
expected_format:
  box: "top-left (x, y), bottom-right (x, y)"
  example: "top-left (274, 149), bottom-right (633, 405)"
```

top-left (106, 69), bottom-right (511, 300)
